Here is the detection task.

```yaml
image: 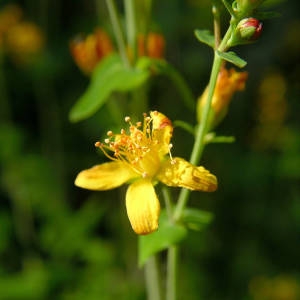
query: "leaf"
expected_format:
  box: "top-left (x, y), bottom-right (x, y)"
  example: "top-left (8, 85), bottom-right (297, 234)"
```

top-left (138, 211), bottom-right (187, 267)
top-left (194, 29), bottom-right (215, 48)
top-left (216, 50), bottom-right (247, 68)
top-left (69, 54), bottom-right (149, 122)
top-left (204, 132), bottom-right (236, 144)
top-left (173, 120), bottom-right (195, 136)
top-left (181, 208), bottom-right (214, 231)
top-left (136, 57), bottom-right (195, 110)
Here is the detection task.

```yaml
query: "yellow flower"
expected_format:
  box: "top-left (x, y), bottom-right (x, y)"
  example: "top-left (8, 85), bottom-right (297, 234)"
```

top-left (75, 111), bottom-right (217, 235)
top-left (5, 21), bottom-right (44, 64)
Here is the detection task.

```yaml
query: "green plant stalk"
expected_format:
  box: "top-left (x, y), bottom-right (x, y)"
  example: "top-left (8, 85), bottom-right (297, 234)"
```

top-left (166, 246), bottom-right (178, 300)
top-left (173, 24), bottom-right (233, 222)
top-left (172, 52), bottom-right (222, 222)
top-left (144, 256), bottom-right (162, 300)
top-left (165, 23), bottom-right (234, 300)
top-left (105, 0), bottom-right (130, 67)
top-left (124, 0), bottom-right (137, 62)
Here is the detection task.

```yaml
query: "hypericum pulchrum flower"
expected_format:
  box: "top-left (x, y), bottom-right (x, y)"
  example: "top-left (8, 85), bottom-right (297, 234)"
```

top-left (75, 111), bottom-right (217, 235)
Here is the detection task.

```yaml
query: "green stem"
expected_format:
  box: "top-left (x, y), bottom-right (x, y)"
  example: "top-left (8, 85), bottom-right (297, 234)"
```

top-left (173, 52), bottom-right (222, 221)
top-left (166, 246), bottom-right (178, 300)
top-left (124, 0), bottom-right (137, 62)
top-left (172, 25), bottom-right (233, 221)
top-left (145, 256), bottom-right (162, 300)
top-left (162, 186), bottom-right (173, 219)
top-left (105, 0), bottom-right (130, 67)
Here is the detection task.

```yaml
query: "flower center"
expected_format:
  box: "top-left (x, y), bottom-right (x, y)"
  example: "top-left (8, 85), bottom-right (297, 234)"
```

top-left (95, 113), bottom-right (164, 178)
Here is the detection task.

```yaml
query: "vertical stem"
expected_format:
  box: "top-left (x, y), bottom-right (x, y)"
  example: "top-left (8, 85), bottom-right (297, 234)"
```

top-left (124, 0), bottom-right (137, 61)
top-left (166, 246), bottom-right (178, 300)
top-left (212, 1), bottom-right (221, 48)
top-left (173, 52), bottom-right (222, 221)
top-left (105, 0), bottom-right (130, 67)
top-left (162, 186), bottom-right (173, 219)
top-left (145, 256), bottom-right (162, 300)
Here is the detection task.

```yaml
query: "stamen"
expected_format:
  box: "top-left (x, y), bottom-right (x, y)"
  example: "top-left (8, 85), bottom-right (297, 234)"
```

top-left (107, 130), bottom-right (113, 136)
top-left (168, 143), bottom-right (175, 163)
top-left (95, 141), bottom-right (101, 148)
top-left (125, 116), bottom-right (130, 123)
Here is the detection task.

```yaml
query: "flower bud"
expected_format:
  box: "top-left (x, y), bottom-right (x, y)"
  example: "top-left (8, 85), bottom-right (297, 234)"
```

top-left (70, 28), bottom-right (114, 74)
top-left (197, 68), bottom-right (248, 129)
top-left (138, 32), bottom-right (165, 59)
top-left (228, 17), bottom-right (262, 47)
top-left (237, 17), bottom-right (263, 40)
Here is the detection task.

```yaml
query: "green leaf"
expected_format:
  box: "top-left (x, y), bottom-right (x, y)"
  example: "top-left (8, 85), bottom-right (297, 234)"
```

top-left (136, 57), bottom-right (195, 110)
top-left (216, 50), bottom-right (247, 68)
top-left (181, 208), bottom-right (214, 231)
top-left (138, 211), bottom-right (187, 267)
top-left (204, 132), bottom-right (236, 144)
top-left (194, 29), bottom-right (215, 48)
top-left (69, 54), bottom-right (149, 122)
top-left (173, 120), bottom-right (195, 136)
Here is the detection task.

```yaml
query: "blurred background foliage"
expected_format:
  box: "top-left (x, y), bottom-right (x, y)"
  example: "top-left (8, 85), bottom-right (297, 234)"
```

top-left (0, 0), bottom-right (299, 299)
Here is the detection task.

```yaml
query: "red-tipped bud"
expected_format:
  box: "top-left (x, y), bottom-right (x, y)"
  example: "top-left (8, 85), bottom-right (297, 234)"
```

top-left (237, 17), bottom-right (263, 41)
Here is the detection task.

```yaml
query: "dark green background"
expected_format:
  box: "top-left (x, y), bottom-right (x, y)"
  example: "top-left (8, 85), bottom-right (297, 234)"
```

top-left (0, 0), bottom-right (299, 299)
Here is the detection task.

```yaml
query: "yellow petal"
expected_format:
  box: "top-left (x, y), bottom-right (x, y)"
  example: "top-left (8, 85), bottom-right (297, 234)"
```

top-left (150, 111), bottom-right (173, 156)
top-left (157, 157), bottom-right (217, 192)
top-left (75, 161), bottom-right (137, 191)
top-left (126, 179), bottom-right (160, 235)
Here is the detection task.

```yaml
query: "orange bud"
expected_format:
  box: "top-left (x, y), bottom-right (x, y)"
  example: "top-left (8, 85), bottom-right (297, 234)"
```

top-left (138, 32), bottom-right (165, 59)
top-left (197, 68), bottom-right (248, 128)
top-left (70, 28), bottom-right (114, 74)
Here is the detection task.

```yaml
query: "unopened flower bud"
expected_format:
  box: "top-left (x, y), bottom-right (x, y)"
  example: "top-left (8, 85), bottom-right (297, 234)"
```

top-left (228, 17), bottom-right (262, 47)
top-left (237, 18), bottom-right (263, 40)
top-left (197, 68), bottom-right (248, 129)
top-left (138, 32), bottom-right (165, 59)
top-left (70, 28), bottom-right (114, 74)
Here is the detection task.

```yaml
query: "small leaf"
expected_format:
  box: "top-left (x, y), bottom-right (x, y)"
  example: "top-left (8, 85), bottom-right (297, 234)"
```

top-left (204, 132), bottom-right (236, 144)
top-left (194, 29), bottom-right (215, 48)
top-left (69, 54), bottom-right (149, 122)
top-left (138, 211), bottom-right (187, 267)
top-left (136, 57), bottom-right (195, 110)
top-left (173, 120), bottom-right (195, 136)
top-left (181, 208), bottom-right (214, 231)
top-left (216, 50), bottom-right (247, 68)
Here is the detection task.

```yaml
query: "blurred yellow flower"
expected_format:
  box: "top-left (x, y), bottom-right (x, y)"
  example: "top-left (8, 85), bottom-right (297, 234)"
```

top-left (0, 4), bottom-right (23, 48)
top-left (75, 111), bottom-right (217, 235)
top-left (70, 28), bottom-right (114, 74)
top-left (197, 67), bottom-right (248, 128)
top-left (5, 21), bottom-right (44, 64)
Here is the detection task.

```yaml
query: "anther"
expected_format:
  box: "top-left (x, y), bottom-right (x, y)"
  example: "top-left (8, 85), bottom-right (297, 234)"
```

top-left (107, 130), bottom-right (113, 136)
top-left (95, 141), bottom-right (101, 148)
top-left (125, 116), bottom-right (130, 122)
